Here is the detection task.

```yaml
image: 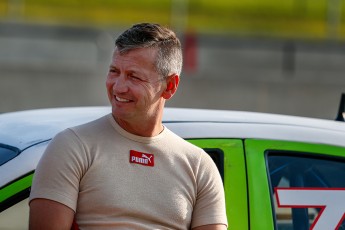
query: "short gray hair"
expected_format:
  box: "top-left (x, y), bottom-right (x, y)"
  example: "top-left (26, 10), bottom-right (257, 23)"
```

top-left (115, 23), bottom-right (183, 77)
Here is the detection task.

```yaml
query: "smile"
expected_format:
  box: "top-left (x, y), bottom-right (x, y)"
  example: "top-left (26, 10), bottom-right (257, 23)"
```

top-left (115, 96), bottom-right (131, 103)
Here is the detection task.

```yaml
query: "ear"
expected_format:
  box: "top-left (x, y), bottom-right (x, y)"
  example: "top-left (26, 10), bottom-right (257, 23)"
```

top-left (162, 74), bottom-right (179, 100)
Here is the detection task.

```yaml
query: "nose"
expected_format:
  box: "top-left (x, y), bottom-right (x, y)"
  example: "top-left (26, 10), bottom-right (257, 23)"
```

top-left (112, 75), bottom-right (129, 94)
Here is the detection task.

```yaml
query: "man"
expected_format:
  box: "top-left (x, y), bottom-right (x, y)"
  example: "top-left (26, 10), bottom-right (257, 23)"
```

top-left (29, 23), bottom-right (227, 230)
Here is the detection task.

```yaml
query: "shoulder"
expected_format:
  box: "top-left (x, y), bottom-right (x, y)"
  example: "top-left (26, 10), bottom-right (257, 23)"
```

top-left (164, 128), bottom-right (204, 152)
top-left (53, 114), bottom-right (116, 143)
top-left (163, 128), bottom-right (209, 163)
top-left (69, 114), bottom-right (112, 135)
top-left (47, 114), bottom-right (112, 152)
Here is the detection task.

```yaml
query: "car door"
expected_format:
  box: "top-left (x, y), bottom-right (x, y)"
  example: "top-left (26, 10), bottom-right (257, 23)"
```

top-left (245, 139), bottom-right (345, 230)
top-left (0, 169), bottom-right (33, 229)
top-left (188, 139), bottom-right (248, 230)
top-left (0, 144), bottom-right (35, 230)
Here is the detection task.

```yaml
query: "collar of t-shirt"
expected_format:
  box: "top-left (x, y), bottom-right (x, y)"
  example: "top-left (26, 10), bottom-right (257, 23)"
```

top-left (107, 114), bottom-right (167, 144)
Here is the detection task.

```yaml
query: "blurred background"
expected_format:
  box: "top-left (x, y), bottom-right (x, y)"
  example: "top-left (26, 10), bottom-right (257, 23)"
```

top-left (0, 0), bottom-right (344, 119)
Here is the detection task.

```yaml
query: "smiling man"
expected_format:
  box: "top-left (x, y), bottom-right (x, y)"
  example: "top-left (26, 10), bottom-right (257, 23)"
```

top-left (29, 23), bottom-right (227, 230)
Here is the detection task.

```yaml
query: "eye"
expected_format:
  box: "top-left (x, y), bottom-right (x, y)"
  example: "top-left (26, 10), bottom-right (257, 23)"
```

top-left (129, 74), bottom-right (143, 82)
top-left (109, 67), bottom-right (120, 75)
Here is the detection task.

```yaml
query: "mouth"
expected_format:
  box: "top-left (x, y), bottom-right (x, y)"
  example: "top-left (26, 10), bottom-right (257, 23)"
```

top-left (115, 95), bottom-right (131, 103)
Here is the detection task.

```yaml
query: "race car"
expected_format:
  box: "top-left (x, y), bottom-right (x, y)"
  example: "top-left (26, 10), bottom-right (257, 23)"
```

top-left (1, 100), bottom-right (345, 229)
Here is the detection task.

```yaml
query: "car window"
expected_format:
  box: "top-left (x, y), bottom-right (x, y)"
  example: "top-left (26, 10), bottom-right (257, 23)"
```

top-left (0, 145), bottom-right (20, 166)
top-left (267, 152), bottom-right (345, 230)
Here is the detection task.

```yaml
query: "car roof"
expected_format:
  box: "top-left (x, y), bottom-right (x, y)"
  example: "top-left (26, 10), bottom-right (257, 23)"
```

top-left (164, 108), bottom-right (345, 131)
top-left (0, 107), bottom-right (111, 150)
top-left (0, 106), bottom-right (345, 150)
top-left (164, 108), bottom-right (345, 148)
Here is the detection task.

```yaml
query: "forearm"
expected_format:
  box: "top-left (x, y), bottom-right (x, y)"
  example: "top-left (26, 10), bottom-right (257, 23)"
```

top-left (192, 224), bottom-right (227, 230)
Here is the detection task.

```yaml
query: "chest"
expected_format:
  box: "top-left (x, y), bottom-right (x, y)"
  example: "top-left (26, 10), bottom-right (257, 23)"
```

top-left (76, 147), bottom-right (197, 226)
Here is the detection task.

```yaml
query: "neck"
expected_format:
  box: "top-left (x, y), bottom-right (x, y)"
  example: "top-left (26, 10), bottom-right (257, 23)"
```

top-left (114, 115), bottom-right (164, 137)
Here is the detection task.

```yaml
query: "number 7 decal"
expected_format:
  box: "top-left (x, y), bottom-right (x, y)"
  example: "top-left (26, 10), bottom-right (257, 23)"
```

top-left (275, 188), bottom-right (345, 230)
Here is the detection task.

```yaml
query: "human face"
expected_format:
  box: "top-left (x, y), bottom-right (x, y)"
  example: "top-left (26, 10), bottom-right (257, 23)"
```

top-left (106, 47), bottom-right (166, 126)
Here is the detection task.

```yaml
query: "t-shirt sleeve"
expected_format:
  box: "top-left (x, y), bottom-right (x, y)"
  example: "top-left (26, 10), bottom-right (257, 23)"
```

top-left (29, 129), bottom-right (87, 212)
top-left (191, 150), bottom-right (228, 228)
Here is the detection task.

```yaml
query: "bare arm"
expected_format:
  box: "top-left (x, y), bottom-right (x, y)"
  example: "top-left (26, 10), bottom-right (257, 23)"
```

top-left (192, 224), bottom-right (227, 230)
top-left (29, 198), bottom-right (75, 230)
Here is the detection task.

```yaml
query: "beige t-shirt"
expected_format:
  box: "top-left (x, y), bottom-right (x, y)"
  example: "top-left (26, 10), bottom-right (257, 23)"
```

top-left (30, 114), bottom-right (227, 229)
